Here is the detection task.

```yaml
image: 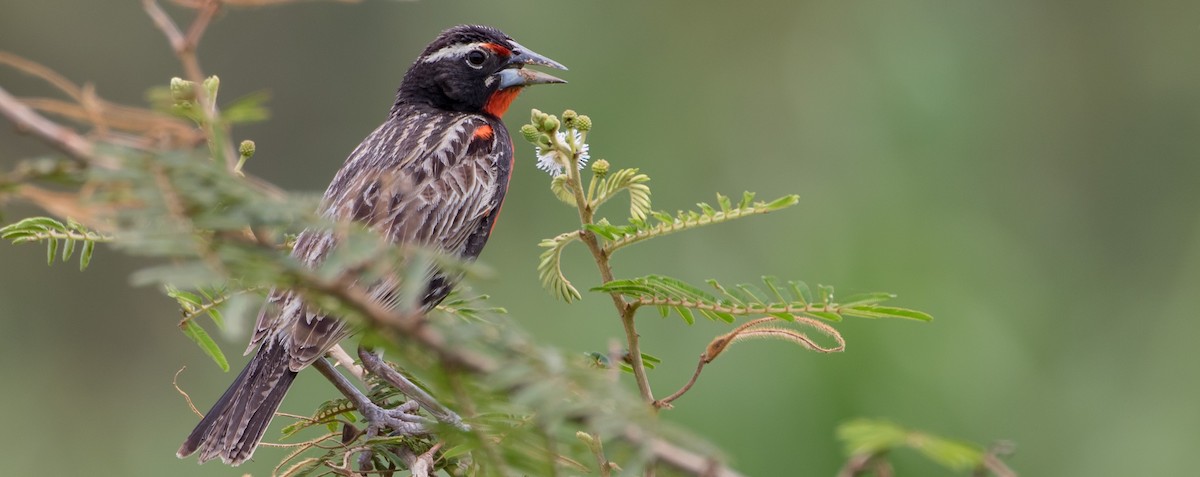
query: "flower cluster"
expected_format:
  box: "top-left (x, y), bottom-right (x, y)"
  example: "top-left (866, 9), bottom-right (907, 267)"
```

top-left (535, 130), bottom-right (589, 176)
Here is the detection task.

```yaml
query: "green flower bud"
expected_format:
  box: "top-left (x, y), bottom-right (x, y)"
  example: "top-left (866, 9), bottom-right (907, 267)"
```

top-left (169, 77), bottom-right (196, 102)
top-left (591, 159), bottom-right (610, 178)
top-left (239, 140), bottom-right (256, 159)
top-left (575, 115), bottom-right (592, 132)
top-left (202, 75), bottom-right (220, 99)
top-left (520, 124), bottom-right (540, 143)
top-left (531, 108), bottom-right (547, 129)
top-left (561, 109), bottom-right (578, 128)
top-left (536, 133), bottom-right (553, 149)
top-left (575, 431), bottom-right (596, 447)
top-left (541, 115), bottom-right (560, 133)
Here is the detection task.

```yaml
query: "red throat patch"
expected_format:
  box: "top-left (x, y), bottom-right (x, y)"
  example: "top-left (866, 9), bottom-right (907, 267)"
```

top-left (483, 88), bottom-right (522, 118)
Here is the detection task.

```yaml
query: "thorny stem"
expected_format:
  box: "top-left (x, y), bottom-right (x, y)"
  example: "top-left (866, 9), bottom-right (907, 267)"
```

top-left (559, 140), bottom-right (655, 405)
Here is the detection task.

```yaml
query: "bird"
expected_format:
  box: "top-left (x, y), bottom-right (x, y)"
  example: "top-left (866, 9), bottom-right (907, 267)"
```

top-left (177, 24), bottom-right (566, 466)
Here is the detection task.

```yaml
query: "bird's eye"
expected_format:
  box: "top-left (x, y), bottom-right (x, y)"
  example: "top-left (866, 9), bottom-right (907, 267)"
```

top-left (465, 50), bottom-right (487, 68)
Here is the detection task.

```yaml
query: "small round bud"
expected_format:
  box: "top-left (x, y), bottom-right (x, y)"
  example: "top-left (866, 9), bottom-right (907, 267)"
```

top-left (561, 109), bottom-right (578, 128)
top-left (536, 133), bottom-right (553, 149)
top-left (519, 124), bottom-right (540, 143)
top-left (591, 159), bottom-right (610, 177)
top-left (531, 108), bottom-right (547, 128)
top-left (169, 77), bottom-right (196, 102)
top-left (239, 140), bottom-right (256, 159)
top-left (575, 115), bottom-right (592, 132)
top-left (541, 115), bottom-right (560, 132)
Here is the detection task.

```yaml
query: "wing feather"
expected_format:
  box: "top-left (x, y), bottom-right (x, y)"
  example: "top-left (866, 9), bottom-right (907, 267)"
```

top-left (248, 111), bottom-right (510, 370)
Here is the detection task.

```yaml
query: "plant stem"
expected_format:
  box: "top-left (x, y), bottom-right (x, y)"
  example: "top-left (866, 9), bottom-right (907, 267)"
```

top-left (561, 146), bottom-right (656, 404)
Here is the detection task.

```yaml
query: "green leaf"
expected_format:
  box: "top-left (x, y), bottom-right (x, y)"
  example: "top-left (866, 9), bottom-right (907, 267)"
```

top-left (674, 306), bottom-right (695, 325)
top-left (837, 419), bottom-right (908, 455)
top-left (838, 292), bottom-right (898, 307)
top-left (180, 320), bottom-right (229, 372)
top-left (763, 194), bottom-right (801, 210)
top-left (805, 311), bottom-right (843, 322)
top-left (538, 232), bottom-right (582, 302)
top-left (46, 237), bottom-right (57, 265)
top-left (62, 235), bottom-right (76, 262)
top-left (836, 419), bottom-right (984, 472)
top-left (739, 191), bottom-right (756, 209)
top-left (717, 192), bottom-right (732, 213)
top-left (842, 305), bottom-right (933, 321)
top-left (818, 284), bottom-right (834, 305)
top-left (221, 90), bottom-right (271, 125)
top-left (550, 174), bottom-right (577, 206)
top-left (789, 280), bottom-right (812, 305)
top-left (589, 167), bottom-right (651, 219)
top-left (80, 240), bottom-right (95, 270)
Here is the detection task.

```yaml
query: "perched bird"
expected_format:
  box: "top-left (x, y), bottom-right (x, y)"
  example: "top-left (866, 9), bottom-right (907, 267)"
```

top-left (177, 24), bottom-right (566, 465)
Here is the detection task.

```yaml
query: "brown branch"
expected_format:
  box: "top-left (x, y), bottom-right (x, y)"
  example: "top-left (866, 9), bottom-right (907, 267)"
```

top-left (654, 357), bottom-right (707, 409)
top-left (622, 425), bottom-right (745, 477)
top-left (0, 84), bottom-right (115, 168)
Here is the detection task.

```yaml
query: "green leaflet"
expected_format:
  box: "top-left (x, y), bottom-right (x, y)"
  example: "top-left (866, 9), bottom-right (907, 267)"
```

top-left (180, 319), bottom-right (229, 372)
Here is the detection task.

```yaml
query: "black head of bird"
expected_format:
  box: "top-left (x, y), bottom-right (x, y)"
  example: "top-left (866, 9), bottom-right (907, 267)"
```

top-left (394, 24), bottom-right (567, 118)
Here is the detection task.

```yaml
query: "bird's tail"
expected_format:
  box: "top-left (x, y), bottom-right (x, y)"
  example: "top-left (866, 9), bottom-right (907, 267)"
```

top-left (177, 341), bottom-right (298, 466)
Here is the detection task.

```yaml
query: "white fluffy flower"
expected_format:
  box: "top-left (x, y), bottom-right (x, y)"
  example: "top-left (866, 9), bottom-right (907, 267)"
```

top-left (535, 131), bottom-right (589, 176)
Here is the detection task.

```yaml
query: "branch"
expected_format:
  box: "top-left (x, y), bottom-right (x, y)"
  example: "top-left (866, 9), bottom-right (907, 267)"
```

top-left (283, 265), bottom-right (746, 476)
top-left (0, 84), bottom-right (116, 168)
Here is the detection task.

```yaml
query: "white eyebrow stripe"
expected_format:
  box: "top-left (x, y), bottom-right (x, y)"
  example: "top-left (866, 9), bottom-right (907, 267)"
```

top-left (423, 42), bottom-right (487, 63)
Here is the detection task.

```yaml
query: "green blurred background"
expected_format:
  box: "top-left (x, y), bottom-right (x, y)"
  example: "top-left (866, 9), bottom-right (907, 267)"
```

top-left (3, 0), bottom-right (1199, 475)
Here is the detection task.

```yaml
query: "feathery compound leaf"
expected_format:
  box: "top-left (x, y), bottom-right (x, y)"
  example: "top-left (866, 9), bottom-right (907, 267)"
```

top-left (590, 167), bottom-right (651, 219)
top-left (836, 419), bottom-right (985, 472)
top-left (594, 275), bottom-right (931, 325)
top-left (550, 174), bottom-right (577, 206)
top-left (599, 193), bottom-right (800, 253)
top-left (434, 289), bottom-right (507, 321)
top-left (538, 232), bottom-right (582, 302)
top-left (0, 216), bottom-right (112, 270)
top-left (165, 283), bottom-right (258, 330)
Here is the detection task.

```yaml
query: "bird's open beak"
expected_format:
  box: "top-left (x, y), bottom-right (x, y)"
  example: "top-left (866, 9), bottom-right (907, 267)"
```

top-left (496, 40), bottom-right (567, 90)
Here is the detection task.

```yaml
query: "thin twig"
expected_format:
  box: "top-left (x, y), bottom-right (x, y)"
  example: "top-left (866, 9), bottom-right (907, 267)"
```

top-left (172, 366), bottom-right (203, 418)
top-left (0, 85), bottom-right (115, 168)
top-left (654, 357), bottom-right (707, 409)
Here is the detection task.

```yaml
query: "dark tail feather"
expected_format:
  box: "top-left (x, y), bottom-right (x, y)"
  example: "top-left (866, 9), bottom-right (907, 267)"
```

top-left (177, 341), bottom-right (298, 466)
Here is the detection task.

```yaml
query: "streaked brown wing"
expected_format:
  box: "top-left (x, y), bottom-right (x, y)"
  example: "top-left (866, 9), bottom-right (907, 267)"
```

top-left (248, 112), bottom-right (509, 371)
